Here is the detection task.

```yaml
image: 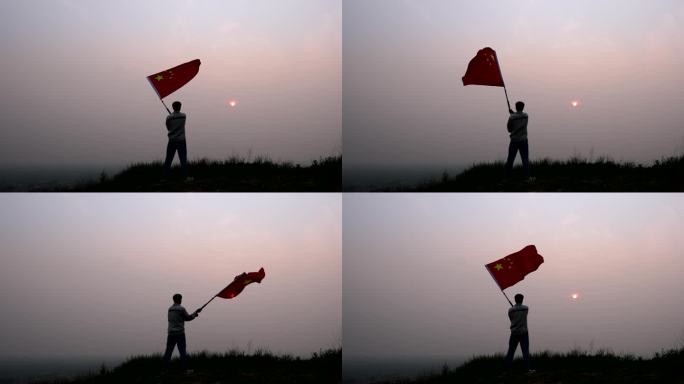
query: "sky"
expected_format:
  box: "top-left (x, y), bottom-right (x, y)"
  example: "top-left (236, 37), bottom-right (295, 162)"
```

top-left (0, 0), bottom-right (340, 168)
top-left (344, 194), bottom-right (684, 362)
top-left (0, 194), bottom-right (341, 359)
top-left (344, 0), bottom-right (684, 172)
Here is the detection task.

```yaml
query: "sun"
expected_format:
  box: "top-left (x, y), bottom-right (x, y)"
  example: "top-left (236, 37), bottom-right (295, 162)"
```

top-left (571, 293), bottom-right (579, 300)
top-left (227, 99), bottom-right (238, 108)
top-left (571, 100), bottom-right (579, 108)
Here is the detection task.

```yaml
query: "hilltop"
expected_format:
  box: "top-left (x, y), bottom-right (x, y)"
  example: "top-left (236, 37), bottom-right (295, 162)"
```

top-left (44, 156), bottom-right (341, 192)
top-left (391, 155), bottom-right (684, 192)
top-left (34, 349), bottom-right (341, 384)
top-left (371, 348), bottom-right (684, 384)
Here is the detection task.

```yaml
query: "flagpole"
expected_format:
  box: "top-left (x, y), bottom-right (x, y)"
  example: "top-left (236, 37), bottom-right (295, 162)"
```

top-left (503, 85), bottom-right (512, 112)
top-left (501, 290), bottom-right (513, 307)
top-left (485, 265), bottom-right (514, 307)
top-left (198, 294), bottom-right (217, 312)
top-left (496, 49), bottom-right (512, 112)
top-left (161, 99), bottom-right (171, 115)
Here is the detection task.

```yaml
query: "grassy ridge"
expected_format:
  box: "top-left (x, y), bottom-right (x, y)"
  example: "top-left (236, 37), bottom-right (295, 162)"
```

top-left (50, 156), bottom-right (341, 192)
top-left (372, 348), bottom-right (684, 384)
top-left (35, 349), bottom-right (341, 384)
top-left (397, 155), bottom-right (684, 192)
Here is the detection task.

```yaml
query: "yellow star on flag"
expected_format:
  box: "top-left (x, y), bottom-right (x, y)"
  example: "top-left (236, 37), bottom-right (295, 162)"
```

top-left (494, 263), bottom-right (503, 271)
top-left (155, 75), bottom-right (164, 81)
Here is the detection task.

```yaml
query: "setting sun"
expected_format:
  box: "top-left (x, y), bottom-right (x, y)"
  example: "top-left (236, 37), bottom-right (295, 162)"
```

top-left (571, 293), bottom-right (579, 300)
top-left (228, 100), bottom-right (238, 108)
top-left (571, 100), bottom-right (579, 108)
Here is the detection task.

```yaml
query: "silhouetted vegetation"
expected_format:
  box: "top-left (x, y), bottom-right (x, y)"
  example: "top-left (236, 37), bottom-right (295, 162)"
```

top-left (371, 348), bottom-right (684, 384)
top-left (35, 348), bottom-right (341, 384)
top-left (45, 156), bottom-right (341, 192)
top-left (392, 155), bottom-right (684, 192)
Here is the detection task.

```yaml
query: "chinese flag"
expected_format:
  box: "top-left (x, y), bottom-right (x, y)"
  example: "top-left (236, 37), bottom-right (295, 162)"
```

top-left (485, 245), bottom-right (544, 290)
top-left (462, 47), bottom-right (505, 87)
top-left (216, 268), bottom-right (266, 299)
top-left (147, 59), bottom-right (201, 99)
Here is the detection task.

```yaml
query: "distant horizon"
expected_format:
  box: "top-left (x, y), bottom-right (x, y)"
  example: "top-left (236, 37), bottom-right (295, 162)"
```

top-left (1, 151), bottom-right (343, 168)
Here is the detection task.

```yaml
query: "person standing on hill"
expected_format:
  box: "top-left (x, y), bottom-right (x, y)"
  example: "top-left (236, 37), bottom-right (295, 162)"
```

top-left (163, 101), bottom-right (191, 179)
top-left (162, 293), bottom-right (201, 370)
top-left (505, 101), bottom-right (532, 179)
top-left (504, 293), bottom-right (534, 373)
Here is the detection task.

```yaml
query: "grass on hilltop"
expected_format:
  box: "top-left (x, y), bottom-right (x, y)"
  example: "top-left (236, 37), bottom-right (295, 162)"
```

top-left (34, 348), bottom-right (341, 384)
top-left (47, 155), bottom-right (341, 192)
top-left (394, 155), bottom-right (684, 192)
top-left (372, 347), bottom-right (684, 384)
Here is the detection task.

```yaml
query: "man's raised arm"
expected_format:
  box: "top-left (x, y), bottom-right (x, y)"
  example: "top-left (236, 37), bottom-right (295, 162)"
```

top-left (183, 307), bottom-right (200, 321)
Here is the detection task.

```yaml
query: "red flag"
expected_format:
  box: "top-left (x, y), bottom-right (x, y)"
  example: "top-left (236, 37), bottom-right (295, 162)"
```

top-left (485, 245), bottom-right (544, 290)
top-left (216, 268), bottom-right (266, 299)
top-left (462, 47), bottom-right (505, 87)
top-left (147, 59), bottom-right (201, 99)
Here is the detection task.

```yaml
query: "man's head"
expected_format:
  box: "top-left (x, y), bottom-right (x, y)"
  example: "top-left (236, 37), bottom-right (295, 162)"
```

top-left (515, 101), bottom-right (525, 112)
top-left (173, 293), bottom-right (182, 304)
top-left (172, 101), bottom-right (182, 112)
top-left (514, 293), bottom-right (524, 304)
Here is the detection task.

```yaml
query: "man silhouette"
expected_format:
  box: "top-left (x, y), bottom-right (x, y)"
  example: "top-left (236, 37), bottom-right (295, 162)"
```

top-left (163, 101), bottom-right (190, 178)
top-left (162, 293), bottom-right (201, 369)
top-left (505, 293), bottom-right (533, 372)
top-left (505, 101), bottom-right (531, 179)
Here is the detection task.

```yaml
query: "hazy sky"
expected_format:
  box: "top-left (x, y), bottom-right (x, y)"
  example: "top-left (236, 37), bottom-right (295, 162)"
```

top-left (0, 194), bottom-right (341, 359)
top-left (344, 194), bottom-right (684, 361)
top-left (344, 0), bottom-right (684, 170)
top-left (1, 0), bottom-right (340, 167)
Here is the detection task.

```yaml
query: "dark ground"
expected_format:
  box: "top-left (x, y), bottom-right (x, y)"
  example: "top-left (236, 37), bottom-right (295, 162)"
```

top-left (34, 349), bottom-right (341, 384)
top-left (43, 156), bottom-right (341, 192)
top-left (372, 348), bottom-right (684, 384)
top-left (389, 155), bottom-right (684, 192)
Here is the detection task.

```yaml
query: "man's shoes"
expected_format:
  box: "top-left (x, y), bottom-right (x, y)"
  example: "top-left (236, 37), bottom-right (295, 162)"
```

top-left (526, 177), bottom-right (536, 183)
top-left (185, 177), bottom-right (194, 182)
top-left (185, 369), bottom-right (194, 375)
top-left (526, 369), bottom-right (536, 374)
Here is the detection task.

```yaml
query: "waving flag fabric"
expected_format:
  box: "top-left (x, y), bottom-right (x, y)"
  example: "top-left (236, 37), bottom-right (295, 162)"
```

top-left (147, 59), bottom-right (201, 99)
top-left (217, 268), bottom-right (266, 299)
top-left (462, 47), bottom-right (505, 87)
top-left (485, 245), bottom-right (544, 290)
